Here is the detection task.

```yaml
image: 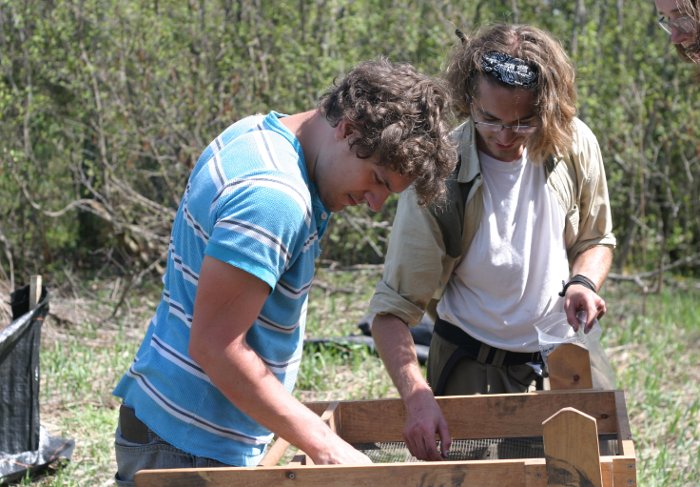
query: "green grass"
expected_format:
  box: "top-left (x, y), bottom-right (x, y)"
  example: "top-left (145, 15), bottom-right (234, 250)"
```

top-left (8, 269), bottom-right (700, 486)
top-left (602, 283), bottom-right (700, 486)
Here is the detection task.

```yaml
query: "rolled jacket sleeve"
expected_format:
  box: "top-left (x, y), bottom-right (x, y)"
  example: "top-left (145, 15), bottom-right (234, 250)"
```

top-left (369, 187), bottom-right (459, 326)
top-left (564, 118), bottom-right (616, 259)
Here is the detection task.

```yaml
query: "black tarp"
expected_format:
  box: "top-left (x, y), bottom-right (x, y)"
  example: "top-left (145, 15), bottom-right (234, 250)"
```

top-left (0, 284), bottom-right (74, 484)
top-left (304, 313), bottom-right (433, 365)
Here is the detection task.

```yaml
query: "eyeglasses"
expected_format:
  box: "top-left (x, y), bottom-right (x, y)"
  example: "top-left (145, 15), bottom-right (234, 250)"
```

top-left (472, 119), bottom-right (537, 135)
top-left (658, 15), bottom-right (696, 36)
top-left (469, 101), bottom-right (538, 135)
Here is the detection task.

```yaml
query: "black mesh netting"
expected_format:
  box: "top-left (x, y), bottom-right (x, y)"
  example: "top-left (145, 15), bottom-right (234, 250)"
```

top-left (354, 435), bottom-right (619, 463)
top-left (1, 284), bottom-right (74, 484)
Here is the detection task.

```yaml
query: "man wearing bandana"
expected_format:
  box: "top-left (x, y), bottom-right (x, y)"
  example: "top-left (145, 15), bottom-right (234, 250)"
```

top-left (368, 24), bottom-right (616, 461)
top-left (655, 0), bottom-right (700, 63)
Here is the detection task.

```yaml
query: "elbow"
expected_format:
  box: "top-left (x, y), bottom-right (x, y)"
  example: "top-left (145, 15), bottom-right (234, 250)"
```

top-left (189, 326), bottom-right (245, 371)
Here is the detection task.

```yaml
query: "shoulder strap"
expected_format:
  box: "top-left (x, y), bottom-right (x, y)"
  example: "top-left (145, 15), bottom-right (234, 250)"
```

top-left (544, 155), bottom-right (557, 178)
top-left (544, 154), bottom-right (578, 213)
top-left (431, 153), bottom-right (561, 260)
top-left (429, 155), bottom-right (475, 259)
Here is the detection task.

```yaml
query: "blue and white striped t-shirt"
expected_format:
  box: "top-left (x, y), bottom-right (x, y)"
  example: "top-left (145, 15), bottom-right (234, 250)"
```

top-left (113, 111), bottom-right (330, 466)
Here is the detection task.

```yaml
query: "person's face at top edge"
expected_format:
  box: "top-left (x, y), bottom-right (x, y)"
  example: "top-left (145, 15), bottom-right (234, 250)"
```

top-left (470, 76), bottom-right (537, 162)
top-left (314, 119), bottom-right (413, 213)
top-left (655, 0), bottom-right (699, 60)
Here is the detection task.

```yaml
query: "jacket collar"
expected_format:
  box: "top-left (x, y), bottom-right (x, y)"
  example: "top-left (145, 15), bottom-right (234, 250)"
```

top-left (452, 119), bottom-right (481, 184)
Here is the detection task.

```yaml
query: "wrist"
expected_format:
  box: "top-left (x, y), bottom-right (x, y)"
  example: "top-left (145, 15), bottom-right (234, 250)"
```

top-left (404, 383), bottom-right (437, 408)
top-left (559, 274), bottom-right (597, 297)
top-left (301, 421), bottom-right (341, 460)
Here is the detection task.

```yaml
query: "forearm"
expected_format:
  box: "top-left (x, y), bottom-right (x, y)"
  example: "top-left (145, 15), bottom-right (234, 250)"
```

top-left (571, 245), bottom-right (613, 289)
top-left (371, 314), bottom-right (432, 401)
top-left (199, 340), bottom-right (345, 463)
top-left (372, 313), bottom-right (451, 460)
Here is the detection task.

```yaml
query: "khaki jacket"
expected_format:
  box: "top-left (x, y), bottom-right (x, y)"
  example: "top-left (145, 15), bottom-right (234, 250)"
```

top-left (369, 118), bottom-right (617, 326)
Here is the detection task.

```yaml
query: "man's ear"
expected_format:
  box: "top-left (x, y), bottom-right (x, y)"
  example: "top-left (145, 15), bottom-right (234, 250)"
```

top-left (335, 118), bottom-right (355, 141)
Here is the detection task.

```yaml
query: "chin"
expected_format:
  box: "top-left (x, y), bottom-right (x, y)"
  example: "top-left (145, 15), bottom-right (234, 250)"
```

top-left (492, 150), bottom-right (522, 162)
top-left (484, 142), bottom-right (525, 162)
top-left (327, 202), bottom-right (345, 212)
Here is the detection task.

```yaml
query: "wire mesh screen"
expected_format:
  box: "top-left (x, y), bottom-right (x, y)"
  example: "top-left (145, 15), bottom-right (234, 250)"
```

top-left (354, 435), bottom-right (620, 463)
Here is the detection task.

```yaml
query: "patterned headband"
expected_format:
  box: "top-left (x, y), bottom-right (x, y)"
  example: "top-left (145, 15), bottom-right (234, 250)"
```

top-left (481, 51), bottom-right (538, 88)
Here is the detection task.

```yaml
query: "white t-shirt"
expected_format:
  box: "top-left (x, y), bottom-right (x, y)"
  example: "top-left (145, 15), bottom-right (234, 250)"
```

top-left (437, 149), bottom-right (570, 352)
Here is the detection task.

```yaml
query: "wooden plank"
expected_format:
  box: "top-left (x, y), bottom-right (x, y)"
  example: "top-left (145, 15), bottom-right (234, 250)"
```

top-left (133, 392), bottom-right (636, 487)
top-left (543, 408), bottom-right (602, 487)
top-left (258, 401), bottom-right (340, 466)
top-left (321, 401), bottom-right (340, 434)
top-left (580, 456), bottom-right (637, 487)
top-left (440, 392), bottom-right (615, 441)
top-left (613, 391), bottom-right (634, 442)
top-left (29, 275), bottom-right (42, 309)
top-left (618, 440), bottom-right (635, 458)
top-left (612, 389), bottom-right (638, 486)
top-left (524, 459), bottom-right (547, 487)
top-left (135, 460), bottom-right (540, 487)
top-left (547, 343), bottom-right (593, 390)
top-left (283, 414), bottom-right (636, 486)
top-left (601, 459), bottom-right (613, 487)
top-left (612, 455), bottom-right (637, 487)
top-left (259, 437), bottom-right (292, 467)
top-left (306, 391), bottom-right (621, 443)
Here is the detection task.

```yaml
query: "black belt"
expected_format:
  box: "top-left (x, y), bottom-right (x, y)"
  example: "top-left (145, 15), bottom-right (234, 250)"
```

top-left (118, 404), bottom-right (151, 444)
top-left (434, 317), bottom-right (542, 366)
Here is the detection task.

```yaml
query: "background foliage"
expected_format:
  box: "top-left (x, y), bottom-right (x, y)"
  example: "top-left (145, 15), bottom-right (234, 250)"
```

top-left (1, 0), bottom-right (699, 285)
top-left (1, 2), bottom-right (699, 485)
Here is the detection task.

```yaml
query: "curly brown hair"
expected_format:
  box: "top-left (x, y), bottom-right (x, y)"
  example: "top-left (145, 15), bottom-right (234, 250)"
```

top-left (675, 0), bottom-right (700, 62)
top-left (318, 58), bottom-right (457, 206)
top-left (445, 24), bottom-right (577, 163)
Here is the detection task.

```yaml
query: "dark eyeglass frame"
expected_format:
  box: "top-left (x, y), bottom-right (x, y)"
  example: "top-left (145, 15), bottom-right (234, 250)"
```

top-left (658, 15), bottom-right (696, 36)
top-left (469, 102), bottom-right (538, 135)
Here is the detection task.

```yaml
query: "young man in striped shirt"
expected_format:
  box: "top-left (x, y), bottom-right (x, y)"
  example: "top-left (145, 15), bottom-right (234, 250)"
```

top-left (112, 58), bottom-right (456, 484)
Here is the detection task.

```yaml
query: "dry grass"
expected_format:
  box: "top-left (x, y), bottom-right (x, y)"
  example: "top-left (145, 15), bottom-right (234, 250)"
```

top-left (2, 272), bottom-right (698, 486)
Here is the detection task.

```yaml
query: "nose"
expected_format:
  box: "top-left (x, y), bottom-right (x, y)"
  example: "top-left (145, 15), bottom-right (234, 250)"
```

top-left (365, 187), bottom-right (390, 212)
top-left (671, 26), bottom-right (693, 44)
top-left (495, 126), bottom-right (518, 143)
